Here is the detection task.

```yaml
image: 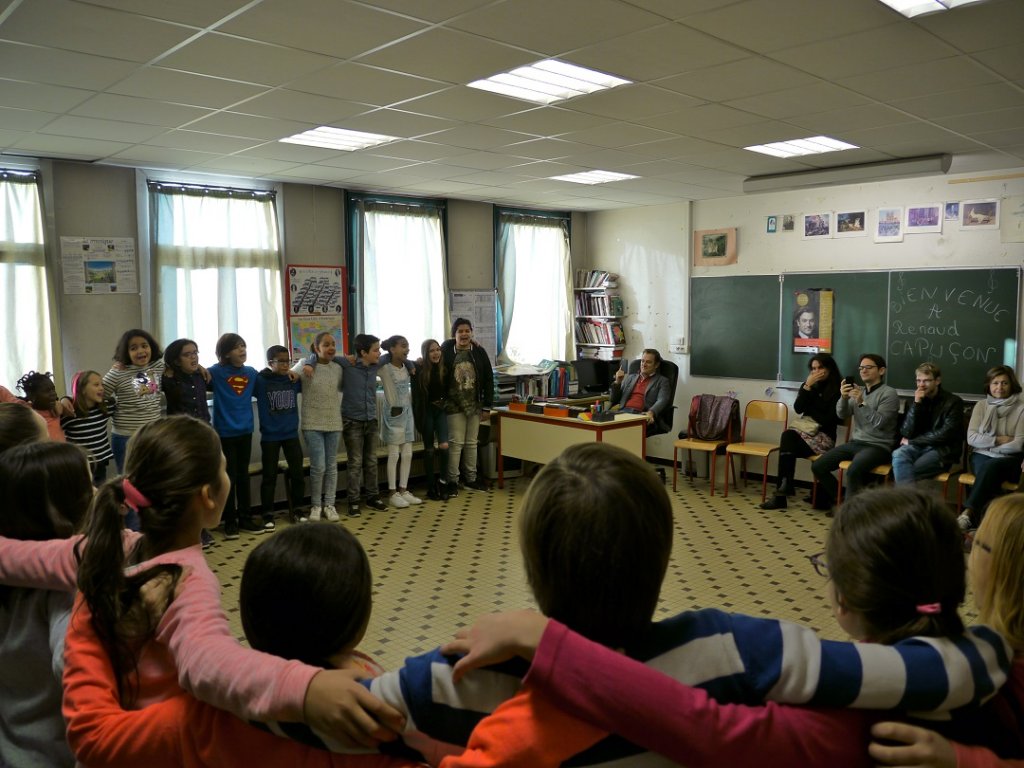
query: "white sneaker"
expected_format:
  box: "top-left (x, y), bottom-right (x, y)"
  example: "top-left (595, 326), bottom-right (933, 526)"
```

top-left (389, 492), bottom-right (409, 509)
top-left (309, 506), bottom-right (322, 522)
top-left (324, 505), bottom-right (340, 522)
top-left (400, 490), bottom-right (422, 505)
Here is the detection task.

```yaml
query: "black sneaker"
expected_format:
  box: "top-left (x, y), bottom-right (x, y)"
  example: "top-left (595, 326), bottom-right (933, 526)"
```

top-left (465, 478), bottom-right (489, 491)
top-left (239, 518), bottom-right (266, 535)
top-left (365, 497), bottom-right (387, 511)
top-left (201, 528), bottom-right (215, 550)
top-left (224, 523), bottom-right (240, 541)
top-left (445, 482), bottom-right (459, 498)
top-left (348, 504), bottom-right (361, 518)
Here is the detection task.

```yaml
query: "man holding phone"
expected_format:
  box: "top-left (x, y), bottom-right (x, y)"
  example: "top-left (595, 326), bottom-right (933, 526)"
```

top-left (811, 353), bottom-right (900, 512)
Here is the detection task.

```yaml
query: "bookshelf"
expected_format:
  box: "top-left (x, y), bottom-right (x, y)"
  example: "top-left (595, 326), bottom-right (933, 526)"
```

top-left (574, 270), bottom-right (625, 362)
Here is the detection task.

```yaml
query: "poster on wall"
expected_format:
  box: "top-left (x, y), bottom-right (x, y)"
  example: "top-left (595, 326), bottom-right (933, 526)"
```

top-left (60, 236), bottom-right (138, 294)
top-left (792, 288), bottom-right (833, 354)
top-left (450, 289), bottom-right (497, 356)
top-left (285, 264), bottom-right (348, 359)
top-left (692, 227), bottom-right (737, 266)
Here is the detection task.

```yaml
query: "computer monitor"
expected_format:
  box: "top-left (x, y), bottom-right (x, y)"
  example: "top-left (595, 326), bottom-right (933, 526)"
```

top-left (575, 358), bottom-right (615, 394)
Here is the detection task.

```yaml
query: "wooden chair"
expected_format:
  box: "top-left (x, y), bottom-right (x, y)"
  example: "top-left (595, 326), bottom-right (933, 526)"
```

top-left (673, 400), bottom-right (737, 495)
top-left (724, 400), bottom-right (789, 502)
top-left (836, 461), bottom-right (892, 504)
top-left (933, 412), bottom-right (971, 505)
top-left (801, 416), bottom-right (850, 506)
top-left (956, 445), bottom-right (1024, 512)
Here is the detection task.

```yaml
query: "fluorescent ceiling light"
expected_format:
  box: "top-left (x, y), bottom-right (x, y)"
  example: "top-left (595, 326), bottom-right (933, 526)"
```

top-left (743, 154), bottom-right (952, 193)
top-left (876, 0), bottom-right (987, 17)
top-left (280, 126), bottom-right (397, 151)
top-left (469, 59), bottom-right (631, 105)
top-left (745, 135), bottom-right (858, 158)
top-left (550, 170), bottom-right (639, 185)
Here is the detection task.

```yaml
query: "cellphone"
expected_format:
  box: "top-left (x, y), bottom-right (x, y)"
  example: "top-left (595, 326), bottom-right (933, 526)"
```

top-left (843, 376), bottom-right (855, 386)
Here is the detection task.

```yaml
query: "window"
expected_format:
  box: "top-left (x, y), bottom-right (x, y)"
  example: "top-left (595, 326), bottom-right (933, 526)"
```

top-left (0, 170), bottom-right (53, 386)
top-left (496, 209), bottom-right (573, 364)
top-left (349, 195), bottom-right (448, 352)
top-left (149, 182), bottom-right (283, 365)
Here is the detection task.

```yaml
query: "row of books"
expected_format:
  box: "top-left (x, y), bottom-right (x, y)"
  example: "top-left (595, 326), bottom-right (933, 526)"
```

top-left (574, 269), bottom-right (618, 289)
top-left (575, 318), bottom-right (625, 346)
top-left (577, 345), bottom-right (624, 361)
top-left (574, 292), bottom-right (623, 317)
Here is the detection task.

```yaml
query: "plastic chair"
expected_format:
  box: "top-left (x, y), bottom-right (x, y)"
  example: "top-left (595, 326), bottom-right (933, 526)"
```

top-left (836, 461), bottom-right (892, 504)
top-left (673, 397), bottom-right (737, 495)
top-left (955, 445), bottom-right (1023, 512)
top-left (724, 401), bottom-right (789, 502)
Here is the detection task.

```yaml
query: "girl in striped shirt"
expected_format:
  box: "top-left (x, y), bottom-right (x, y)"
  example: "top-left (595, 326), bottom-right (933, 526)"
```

top-left (102, 329), bottom-right (164, 474)
top-left (60, 370), bottom-right (115, 483)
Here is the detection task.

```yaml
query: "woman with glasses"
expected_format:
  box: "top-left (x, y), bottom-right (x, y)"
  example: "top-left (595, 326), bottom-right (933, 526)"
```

top-left (760, 352), bottom-right (841, 510)
top-left (958, 365), bottom-right (1024, 534)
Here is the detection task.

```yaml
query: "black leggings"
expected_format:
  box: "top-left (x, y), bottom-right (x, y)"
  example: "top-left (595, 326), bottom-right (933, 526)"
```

top-left (776, 429), bottom-right (815, 485)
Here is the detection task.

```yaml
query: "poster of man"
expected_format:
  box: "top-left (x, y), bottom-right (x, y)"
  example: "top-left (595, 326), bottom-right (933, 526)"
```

top-left (792, 289), bottom-right (834, 354)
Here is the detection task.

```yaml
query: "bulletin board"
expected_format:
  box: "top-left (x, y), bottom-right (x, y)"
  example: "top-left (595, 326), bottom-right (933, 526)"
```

top-left (285, 264), bottom-right (348, 358)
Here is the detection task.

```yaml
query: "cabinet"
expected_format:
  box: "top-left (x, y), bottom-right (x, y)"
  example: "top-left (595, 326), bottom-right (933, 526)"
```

top-left (574, 270), bottom-right (624, 362)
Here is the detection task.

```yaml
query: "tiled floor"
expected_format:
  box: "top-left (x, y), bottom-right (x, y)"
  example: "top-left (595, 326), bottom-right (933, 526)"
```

top-left (206, 475), bottom-right (976, 671)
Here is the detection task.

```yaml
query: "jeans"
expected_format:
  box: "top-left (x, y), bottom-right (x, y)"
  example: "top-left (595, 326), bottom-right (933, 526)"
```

top-left (220, 433), bottom-right (253, 528)
top-left (891, 443), bottom-right (945, 484)
top-left (303, 430), bottom-right (340, 508)
top-left (261, 437), bottom-right (306, 517)
top-left (421, 404), bottom-right (449, 486)
top-left (811, 441), bottom-right (892, 503)
top-left (447, 410), bottom-right (481, 484)
top-left (965, 453), bottom-right (1024, 516)
top-left (343, 419), bottom-right (380, 503)
top-left (111, 433), bottom-right (130, 473)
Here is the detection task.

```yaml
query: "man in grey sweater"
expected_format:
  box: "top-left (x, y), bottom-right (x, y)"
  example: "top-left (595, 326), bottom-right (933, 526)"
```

top-left (811, 353), bottom-right (900, 511)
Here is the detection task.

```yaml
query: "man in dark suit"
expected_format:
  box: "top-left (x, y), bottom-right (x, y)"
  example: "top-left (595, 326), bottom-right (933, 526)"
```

top-left (610, 348), bottom-right (672, 434)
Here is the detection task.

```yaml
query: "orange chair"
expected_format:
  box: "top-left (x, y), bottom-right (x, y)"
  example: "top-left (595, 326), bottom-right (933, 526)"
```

top-left (836, 461), bottom-right (892, 504)
top-left (956, 445), bottom-right (1023, 512)
top-left (724, 401), bottom-right (789, 502)
top-left (673, 402), bottom-right (737, 495)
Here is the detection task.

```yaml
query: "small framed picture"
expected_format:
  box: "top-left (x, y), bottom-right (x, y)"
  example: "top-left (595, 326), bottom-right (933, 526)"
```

top-left (693, 227), bottom-right (737, 266)
top-left (944, 202), bottom-right (960, 221)
top-left (766, 216), bottom-right (778, 233)
top-left (875, 207), bottom-right (903, 243)
top-left (905, 203), bottom-right (943, 234)
top-left (781, 214), bottom-right (795, 232)
top-left (960, 199), bottom-right (999, 230)
top-left (835, 210), bottom-right (867, 238)
top-left (802, 212), bottom-right (832, 239)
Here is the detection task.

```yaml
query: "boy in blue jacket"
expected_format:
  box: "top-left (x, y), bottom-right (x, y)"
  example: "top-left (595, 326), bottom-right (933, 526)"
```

top-left (254, 345), bottom-right (306, 527)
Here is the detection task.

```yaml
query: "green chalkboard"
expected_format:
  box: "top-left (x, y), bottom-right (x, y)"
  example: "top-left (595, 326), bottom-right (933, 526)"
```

top-left (689, 268), bottom-right (1019, 395)
top-left (886, 269), bottom-right (1019, 395)
top-left (691, 275), bottom-right (779, 379)
top-left (781, 272), bottom-right (888, 382)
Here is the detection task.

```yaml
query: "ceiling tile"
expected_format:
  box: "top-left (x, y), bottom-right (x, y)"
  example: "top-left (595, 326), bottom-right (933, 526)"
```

top-left (556, 122), bottom-right (675, 149)
top-left (499, 137), bottom-right (580, 160)
top-left (624, 135), bottom-right (726, 159)
top-left (193, 155), bottom-right (301, 175)
top-left (397, 87), bottom-right (534, 123)
top-left (81, 0), bottom-right (254, 27)
top-left (218, 0), bottom-right (427, 58)
top-left (0, 79), bottom-right (94, 112)
top-left (623, 0), bottom-right (746, 21)
top-left (158, 32), bottom-right (339, 86)
top-left (481, 106), bottom-right (612, 136)
top-left (109, 68), bottom-right (267, 109)
top-left (107, 145), bottom-right (222, 167)
top-left (414, 124), bottom-right (536, 151)
top-left (40, 115), bottom-right (165, 143)
top-left (569, 85), bottom-right (704, 120)
top-left (313, 152), bottom-right (414, 172)
top-left (571, 23), bottom-right (749, 82)
top-left (356, 28), bottom-right (534, 83)
top-left (144, 129), bottom-right (265, 153)
top-left (725, 82), bottom-right (869, 120)
top-left (370, 140), bottom-right (461, 161)
top-left (842, 120), bottom-right (966, 146)
top-left (970, 127), bottom-right (1024, 149)
top-left (786, 104), bottom-right (915, 134)
top-left (639, 103), bottom-right (765, 134)
top-left (893, 82), bottom-right (1024, 120)
top-left (288, 63), bottom-right (447, 106)
top-left (973, 44), bottom-right (1024, 83)
top-left (838, 56), bottom-right (999, 102)
top-left (275, 164), bottom-right (367, 182)
top-left (914, 0), bottom-right (1024, 53)
top-left (557, 147), bottom-right (653, 171)
top-left (439, 151), bottom-right (533, 171)
top-left (1, 0), bottom-right (195, 62)
top-left (936, 106), bottom-right (1024, 134)
top-left (12, 133), bottom-right (131, 159)
top-left (702, 119), bottom-right (807, 148)
top-left (69, 94), bottom-right (214, 128)
top-left (229, 89), bottom-right (372, 124)
top-left (185, 111), bottom-right (316, 140)
top-left (0, 106), bottom-right (57, 132)
top-left (353, 0), bottom-right (499, 24)
top-left (335, 108), bottom-right (455, 138)
top-left (450, 0), bottom-right (664, 54)
top-left (0, 42), bottom-right (137, 90)
top-left (232, 142), bottom-right (341, 163)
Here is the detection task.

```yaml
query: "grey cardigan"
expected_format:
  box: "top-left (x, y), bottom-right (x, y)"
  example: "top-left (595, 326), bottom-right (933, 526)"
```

top-left (837, 383), bottom-right (900, 450)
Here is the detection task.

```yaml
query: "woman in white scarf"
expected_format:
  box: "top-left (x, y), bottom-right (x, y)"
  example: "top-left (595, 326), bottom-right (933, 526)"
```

top-left (960, 365), bottom-right (1024, 531)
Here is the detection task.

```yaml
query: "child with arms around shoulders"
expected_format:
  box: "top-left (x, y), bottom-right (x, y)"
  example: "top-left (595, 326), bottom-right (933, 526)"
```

top-left (60, 370), bottom-right (116, 484)
top-left (296, 333), bottom-right (344, 522)
top-left (103, 328), bottom-right (164, 472)
top-left (379, 335), bottom-right (421, 509)
top-left (413, 339), bottom-right (451, 501)
top-left (0, 440), bottom-right (93, 768)
top-left (255, 345), bottom-right (305, 526)
top-left (207, 332), bottom-right (262, 538)
top-left (13, 370), bottom-right (66, 441)
top-left (162, 338), bottom-right (210, 422)
top-left (0, 415), bottom-right (404, 764)
top-left (438, 456), bottom-right (1008, 768)
top-left (62, 522), bottom-right (420, 768)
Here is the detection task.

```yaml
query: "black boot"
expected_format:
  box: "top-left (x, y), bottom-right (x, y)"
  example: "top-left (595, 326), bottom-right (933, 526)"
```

top-left (777, 477), bottom-right (794, 497)
top-left (759, 494), bottom-right (788, 510)
top-left (438, 480), bottom-right (451, 500)
top-left (427, 480), bottom-right (442, 501)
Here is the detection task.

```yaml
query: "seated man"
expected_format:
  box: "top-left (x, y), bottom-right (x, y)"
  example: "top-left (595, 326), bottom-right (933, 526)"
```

top-left (811, 353), bottom-right (899, 511)
top-left (609, 349), bottom-right (671, 434)
top-left (892, 362), bottom-right (965, 484)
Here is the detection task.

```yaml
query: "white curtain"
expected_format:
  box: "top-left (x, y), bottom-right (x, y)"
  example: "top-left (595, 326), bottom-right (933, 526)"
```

top-left (358, 201), bottom-right (448, 352)
top-left (151, 185), bottom-right (283, 364)
top-left (496, 212), bottom-right (573, 364)
top-left (0, 173), bottom-right (52, 385)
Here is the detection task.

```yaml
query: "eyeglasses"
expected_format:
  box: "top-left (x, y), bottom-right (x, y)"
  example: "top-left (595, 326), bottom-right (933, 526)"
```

top-left (181, 350), bottom-right (199, 358)
top-left (857, 364), bottom-right (878, 371)
top-left (807, 552), bottom-right (829, 577)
